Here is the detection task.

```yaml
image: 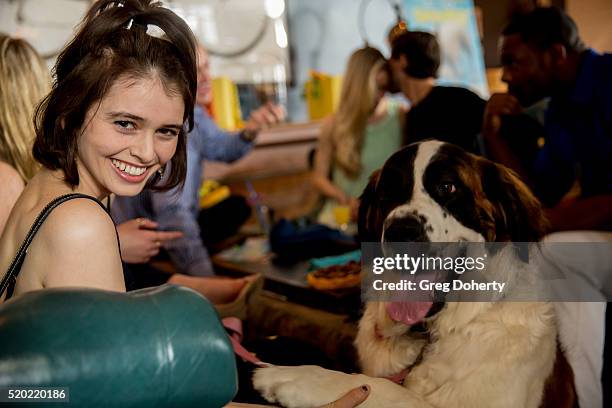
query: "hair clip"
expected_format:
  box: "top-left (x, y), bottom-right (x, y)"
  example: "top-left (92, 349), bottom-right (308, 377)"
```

top-left (96, 1), bottom-right (124, 17)
top-left (145, 24), bottom-right (166, 39)
top-left (124, 18), bottom-right (167, 40)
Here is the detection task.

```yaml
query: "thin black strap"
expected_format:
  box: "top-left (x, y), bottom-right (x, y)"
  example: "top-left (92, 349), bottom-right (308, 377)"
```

top-left (0, 193), bottom-right (109, 300)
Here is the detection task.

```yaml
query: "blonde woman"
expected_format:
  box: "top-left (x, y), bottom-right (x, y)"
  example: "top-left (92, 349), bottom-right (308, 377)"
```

top-left (313, 47), bottom-right (405, 225)
top-left (0, 34), bottom-right (51, 233)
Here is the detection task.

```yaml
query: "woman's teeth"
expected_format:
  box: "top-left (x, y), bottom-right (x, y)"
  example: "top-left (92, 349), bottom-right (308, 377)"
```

top-left (112, 159), bottom-right (146, 176)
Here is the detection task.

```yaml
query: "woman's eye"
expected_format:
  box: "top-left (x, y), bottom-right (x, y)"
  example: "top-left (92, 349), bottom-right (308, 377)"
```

top-left (438, 183), bottom-right (457, 195)
top-left (115, 120), bottom-right (135, 130)
top-left (158, 128), bottom-right (179, 138)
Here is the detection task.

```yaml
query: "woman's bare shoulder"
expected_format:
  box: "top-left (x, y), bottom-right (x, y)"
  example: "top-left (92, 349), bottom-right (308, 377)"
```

top-left (0, 162), bottom-right (24, 192)
top-left (33, 197), bottom-right (125, 291)
top-left (42, 197), bottom-right (116, 243)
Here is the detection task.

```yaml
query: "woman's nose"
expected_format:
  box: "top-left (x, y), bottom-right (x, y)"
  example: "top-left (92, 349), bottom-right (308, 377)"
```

top-left (129, 132), bottom-right (155, 163)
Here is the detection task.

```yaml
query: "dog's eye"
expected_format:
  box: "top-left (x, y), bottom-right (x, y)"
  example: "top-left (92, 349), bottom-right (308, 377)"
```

top-left (438, 183), bottom-right (456, 195)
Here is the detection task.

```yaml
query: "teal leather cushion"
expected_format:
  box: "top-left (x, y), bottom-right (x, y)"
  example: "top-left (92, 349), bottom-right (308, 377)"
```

top-left (0, 285), bottom-right (237, 407)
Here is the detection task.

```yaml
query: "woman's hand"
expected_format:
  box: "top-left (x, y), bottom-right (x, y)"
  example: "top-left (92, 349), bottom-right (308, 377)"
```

top-left (225, 386), bottom-right (369, 408)
top-left (319, 385), bottom-right (370, 408)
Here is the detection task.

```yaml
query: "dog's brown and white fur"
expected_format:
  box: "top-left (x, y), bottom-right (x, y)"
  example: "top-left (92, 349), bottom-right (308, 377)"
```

top-left (254, 141), bottom-right (575, 408)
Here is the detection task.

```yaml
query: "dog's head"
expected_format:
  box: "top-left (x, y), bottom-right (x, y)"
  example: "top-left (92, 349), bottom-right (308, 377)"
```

top-left (359, 140), bottom-right (546, 244)
top-left (358, 141), bottom-right (547, 329)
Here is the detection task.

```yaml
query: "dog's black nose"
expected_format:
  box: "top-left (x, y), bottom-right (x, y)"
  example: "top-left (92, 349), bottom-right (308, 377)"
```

top-left (383, 215), bottom-right (427, 242)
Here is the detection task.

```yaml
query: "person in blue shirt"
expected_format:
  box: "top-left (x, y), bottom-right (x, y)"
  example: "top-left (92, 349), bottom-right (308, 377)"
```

top-left (482, 7), bottom-right (612, 232)
top-left (112, 44), bottom-right (284, 298)
top-left (482, 8), bottom-right (612, 408)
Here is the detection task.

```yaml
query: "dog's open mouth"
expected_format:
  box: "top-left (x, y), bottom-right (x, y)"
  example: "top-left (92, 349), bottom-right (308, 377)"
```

top-left (385, 300), bottom-right (445, 326)
top-left (386, 301), bottom-right (432, 325)
top-left (385, 269), bottom-right (449, 326)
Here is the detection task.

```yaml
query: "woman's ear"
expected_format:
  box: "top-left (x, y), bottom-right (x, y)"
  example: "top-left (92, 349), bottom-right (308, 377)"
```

top-left (358, 170), bottom-right (383, 242)
top-left (480, 160), bottom-right (548, 241)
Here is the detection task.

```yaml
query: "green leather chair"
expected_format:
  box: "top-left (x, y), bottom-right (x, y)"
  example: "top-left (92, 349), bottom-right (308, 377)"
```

top-left (0, 285), bottom-right (238, 407)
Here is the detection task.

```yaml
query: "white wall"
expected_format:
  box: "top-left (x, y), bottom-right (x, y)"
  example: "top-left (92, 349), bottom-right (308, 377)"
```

top-left (0, 0), bottom-right (88, 66)
top-left (567, 0), bottom-right (612, 53)
top-left (286, 0), bottom-right (398, 121)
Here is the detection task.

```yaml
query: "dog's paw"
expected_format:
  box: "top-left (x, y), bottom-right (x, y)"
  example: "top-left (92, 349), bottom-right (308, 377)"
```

top-left (253, 365), bottom-right (358, 408)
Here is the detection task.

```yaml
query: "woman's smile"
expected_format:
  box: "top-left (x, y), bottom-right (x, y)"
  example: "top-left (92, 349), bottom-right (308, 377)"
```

top-left (110, 158), bottom-right (151, 183)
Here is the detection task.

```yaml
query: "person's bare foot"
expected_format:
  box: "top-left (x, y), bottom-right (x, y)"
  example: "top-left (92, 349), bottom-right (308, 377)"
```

top-left (167, 274), bottom-right (247, 304)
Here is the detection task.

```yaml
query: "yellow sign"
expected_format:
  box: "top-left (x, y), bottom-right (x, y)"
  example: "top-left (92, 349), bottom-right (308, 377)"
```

top-left (212, 77), bottom-right (243, 131)
top-left (304, 70), bottom-right (343, 120)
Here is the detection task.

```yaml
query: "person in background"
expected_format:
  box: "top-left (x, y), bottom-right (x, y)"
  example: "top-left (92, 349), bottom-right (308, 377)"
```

top-left (0, 34), bottom-right (51, 233)
top-left (482, 8), bottom-right (612, 408)
top-left (482, 7), bottom-right (612, 232)
top-left (112, 43), bottom-right (285, 289)
top-left (312, 46), bottom-right (404, 225)
top-left (390, 31), bottom-right (485, 152)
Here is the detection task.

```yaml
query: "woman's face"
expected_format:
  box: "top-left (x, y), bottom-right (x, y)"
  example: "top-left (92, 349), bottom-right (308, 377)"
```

top-left (373, 67), bottom-right (390, 108)
top-left (76, 74), bottom-right (184, 198)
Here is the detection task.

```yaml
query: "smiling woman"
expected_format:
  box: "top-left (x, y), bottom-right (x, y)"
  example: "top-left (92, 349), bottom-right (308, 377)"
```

top-left (0, 0), bottom-right (197, 301)
top-left (76, 76), bottom-right (184, 198)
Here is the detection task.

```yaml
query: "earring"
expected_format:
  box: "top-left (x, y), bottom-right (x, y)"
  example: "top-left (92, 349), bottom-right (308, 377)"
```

top-left (157, 168), bottom-right (164, 179)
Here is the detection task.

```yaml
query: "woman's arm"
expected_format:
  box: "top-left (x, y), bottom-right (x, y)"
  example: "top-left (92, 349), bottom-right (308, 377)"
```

top-left (35, 198), bottom-right (126, 292)
top-left (0, 163), bottom-right (25, 234)
top-left (311, 119), bottom-right (350, 204)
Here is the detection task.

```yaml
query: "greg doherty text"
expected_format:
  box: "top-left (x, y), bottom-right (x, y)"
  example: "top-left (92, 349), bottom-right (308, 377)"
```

top-left (372, 279), bottom-right (506, 294)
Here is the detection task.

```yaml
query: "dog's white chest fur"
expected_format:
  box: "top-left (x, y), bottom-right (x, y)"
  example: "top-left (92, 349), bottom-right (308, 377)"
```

top-left (254, 300), bottom-right (557, 408)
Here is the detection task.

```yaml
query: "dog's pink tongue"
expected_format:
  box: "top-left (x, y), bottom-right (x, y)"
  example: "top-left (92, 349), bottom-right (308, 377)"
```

top-left (386, 301), bottom-right (433, 325)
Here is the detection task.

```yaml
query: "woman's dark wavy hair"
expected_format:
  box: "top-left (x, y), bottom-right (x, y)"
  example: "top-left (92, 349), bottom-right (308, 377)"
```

top-left (33, 0), bottom-right (197, 191)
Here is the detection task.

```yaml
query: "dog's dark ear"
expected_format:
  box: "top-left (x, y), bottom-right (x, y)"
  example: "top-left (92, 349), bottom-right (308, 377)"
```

top-left (480, 160), bottom-right (548, 241)
top-left (358, 170), bottom-right (383, 242)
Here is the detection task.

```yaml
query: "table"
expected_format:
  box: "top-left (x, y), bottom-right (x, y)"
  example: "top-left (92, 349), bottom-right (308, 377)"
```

top-left (212, 256), bottom-right (361, 315)
top-left (212, 255), bottom-right (361, 372)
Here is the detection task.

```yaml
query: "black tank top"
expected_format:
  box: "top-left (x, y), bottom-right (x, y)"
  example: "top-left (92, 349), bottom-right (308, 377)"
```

top-left (0, 193), bottom-right (133, 300)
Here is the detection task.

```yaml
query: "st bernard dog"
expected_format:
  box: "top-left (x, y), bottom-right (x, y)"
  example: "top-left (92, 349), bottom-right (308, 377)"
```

top-left (253, 141), bottom-right (576, 408)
